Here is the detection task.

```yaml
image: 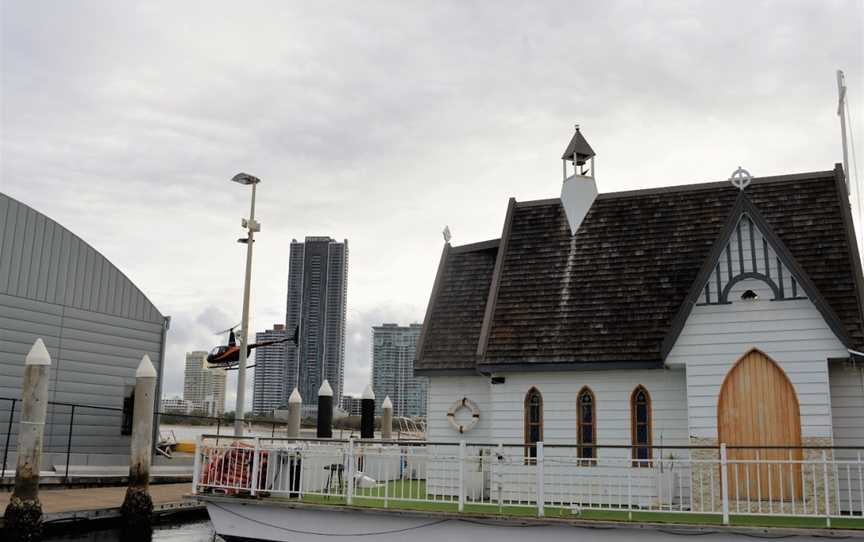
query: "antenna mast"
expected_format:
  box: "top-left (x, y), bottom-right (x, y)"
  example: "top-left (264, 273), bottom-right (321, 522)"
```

top-left (838, 69), bottom-right (863, 258)
top-left (838, 70), bottom-right (851, 195)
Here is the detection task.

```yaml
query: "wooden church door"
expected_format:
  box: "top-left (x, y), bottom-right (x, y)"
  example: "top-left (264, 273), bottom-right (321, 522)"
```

top-left (718, 349), bottom-right (802, 500)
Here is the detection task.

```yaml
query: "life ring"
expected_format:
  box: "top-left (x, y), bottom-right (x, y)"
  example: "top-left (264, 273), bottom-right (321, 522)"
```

top-left (447, 397), bottom-right (480, 434)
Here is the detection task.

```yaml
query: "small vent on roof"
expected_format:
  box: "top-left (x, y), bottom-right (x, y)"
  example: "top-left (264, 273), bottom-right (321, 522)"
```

top-left (741, 289), bottom-right (758, 302)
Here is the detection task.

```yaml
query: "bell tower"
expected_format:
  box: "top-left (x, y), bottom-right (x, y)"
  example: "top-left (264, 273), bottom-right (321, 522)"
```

top-left (560, 125), bottom-right (597, 235)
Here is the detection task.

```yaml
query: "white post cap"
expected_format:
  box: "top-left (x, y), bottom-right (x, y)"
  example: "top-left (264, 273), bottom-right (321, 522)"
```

top-left (25, 338), bottom-right (51, 366)
top-left (136, 354), bottom-right (157, 378)
top-left (362, 384), bottom-right (375, 400)
top-left (382, 396), bottom-right (393, 410)
top-left (289, 387), bottom-right (302, 404)
top-left (318, 379), bottom-right (333, 397)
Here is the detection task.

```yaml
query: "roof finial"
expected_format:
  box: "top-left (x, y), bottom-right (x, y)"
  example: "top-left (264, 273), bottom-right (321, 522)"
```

top-left (729, 166), bottom-right (753, 191)
top-left (442, 225), bottom-right (452, 244)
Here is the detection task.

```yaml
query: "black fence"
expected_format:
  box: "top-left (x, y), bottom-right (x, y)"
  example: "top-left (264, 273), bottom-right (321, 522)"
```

top-left (0, 396), bottom-right (294, 484)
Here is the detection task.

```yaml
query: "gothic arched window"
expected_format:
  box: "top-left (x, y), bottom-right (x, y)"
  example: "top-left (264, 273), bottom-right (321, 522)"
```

top-left (577, 387), bottom-right (596, 463)
top-left (524, 387), bottom-right (543, 463)
top-left (631, 386), bottom-right (652, 467)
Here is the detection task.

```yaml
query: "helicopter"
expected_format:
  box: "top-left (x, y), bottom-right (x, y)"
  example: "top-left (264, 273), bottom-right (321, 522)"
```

top-left (207, 324), bottom-right (298, 370)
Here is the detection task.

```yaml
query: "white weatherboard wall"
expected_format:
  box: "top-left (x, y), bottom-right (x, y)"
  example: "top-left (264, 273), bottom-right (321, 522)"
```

top-left (427, 376), bottom-right (491, 443)
top-left (427, 370), bottom-right (688, 448)
top-left (425, 370), bottom-right (690, 505)
top-left (830, 362), bottom-right (864, 448)
top-left (829, 362), bottom-right (864, 511)
top-left (487, 370), bottom-right (688, 447)
top-left (666, 277), bottom-right (846, 439)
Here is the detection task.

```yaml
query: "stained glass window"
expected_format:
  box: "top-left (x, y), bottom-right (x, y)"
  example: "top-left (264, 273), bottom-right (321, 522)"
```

top-left (524, 388), bottom-right (543, 463)
top-left (631, 386), bottom-right (652, 467)
top-left (577, 388), bottom-right (596, 463)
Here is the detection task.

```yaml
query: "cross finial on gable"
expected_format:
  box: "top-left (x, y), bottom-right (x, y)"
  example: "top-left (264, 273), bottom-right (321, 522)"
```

top-left (442, 225), bottom-right (452, 244)
top-left (729, 167), bottom-right (753, 191)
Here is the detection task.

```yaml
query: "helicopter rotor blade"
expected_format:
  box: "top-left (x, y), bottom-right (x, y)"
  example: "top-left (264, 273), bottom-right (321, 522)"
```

top-left (214, 323), bottom-right (242, 335)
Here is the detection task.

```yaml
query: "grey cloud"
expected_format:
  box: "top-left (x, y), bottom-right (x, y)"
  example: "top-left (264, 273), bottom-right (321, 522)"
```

top-left (2, 0), bottom-right (862, 412)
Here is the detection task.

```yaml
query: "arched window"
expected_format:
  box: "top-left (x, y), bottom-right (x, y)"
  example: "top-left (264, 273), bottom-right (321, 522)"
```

top-left (577, 387), bottom-right (596, 463)
top-left (631, 386), bottom-right (652, 467)
top-left (524, 387), bottom-right (543, 463)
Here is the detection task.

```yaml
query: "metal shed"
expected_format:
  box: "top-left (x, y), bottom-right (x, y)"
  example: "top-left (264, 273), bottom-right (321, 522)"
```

top-left (0, 192), bottom-right (168, 459)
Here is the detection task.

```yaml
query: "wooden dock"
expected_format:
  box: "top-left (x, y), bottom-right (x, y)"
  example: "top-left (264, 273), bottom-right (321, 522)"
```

top-left (0, 483), bottom-right (201, 525)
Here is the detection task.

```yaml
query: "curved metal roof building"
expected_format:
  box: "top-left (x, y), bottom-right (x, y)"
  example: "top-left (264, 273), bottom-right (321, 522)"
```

top-left (0, 192), bottom-right (168, 457)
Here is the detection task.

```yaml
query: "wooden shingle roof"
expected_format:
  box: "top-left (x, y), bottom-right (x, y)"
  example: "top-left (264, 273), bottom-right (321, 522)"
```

top-left (415, 240), bottom-right (499, 373)
top-left (415, 165), bottom-right (864, 374)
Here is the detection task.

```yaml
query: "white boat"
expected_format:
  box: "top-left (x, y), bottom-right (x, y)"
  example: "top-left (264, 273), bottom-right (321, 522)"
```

top-left (192, 434), bottom-right (864, 541)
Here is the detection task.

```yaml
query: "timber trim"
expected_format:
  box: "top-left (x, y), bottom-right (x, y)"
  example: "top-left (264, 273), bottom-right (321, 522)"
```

top-left (662, 191), bottom-right (853, 359)
top-left (660, 193), bottom-right (748, 359)
top-left (479, 360), bottom-right (664, 372)
top-left (743, 197), bottom-right (852, 346)
top-left (415, 242), bottom-right (450, 364)
top-left (476, 197), bottom-right (517, 359)
top-left (833, 163), bottom-right (864, 349)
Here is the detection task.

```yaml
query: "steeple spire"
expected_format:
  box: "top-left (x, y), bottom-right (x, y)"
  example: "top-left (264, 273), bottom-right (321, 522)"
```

top-left (561, 124), bottom-right (596, 179)
top-left (560, 124), bottom-right (598, 235)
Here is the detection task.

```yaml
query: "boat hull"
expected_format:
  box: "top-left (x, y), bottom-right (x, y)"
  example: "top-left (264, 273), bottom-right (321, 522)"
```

top-left (202, 497), bottom-right (454, 542)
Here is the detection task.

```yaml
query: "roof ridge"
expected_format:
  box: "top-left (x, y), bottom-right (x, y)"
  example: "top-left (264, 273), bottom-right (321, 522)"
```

top-left (505, 168), bottom-right (839, 208)
top-left (597, 168), bottom-right (837, 199)
top-left (449, 238), bottom-right (500, 253)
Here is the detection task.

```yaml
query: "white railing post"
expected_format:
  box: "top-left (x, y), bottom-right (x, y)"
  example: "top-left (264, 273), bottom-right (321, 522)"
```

top-left (720, 443), bottom-right (730, 525)
top-left (627, 462), bottom-right (633, 521)
top-left (192, 435), bottom-right (203, 494)
top-left (458, 440), bottom-right (466, 512)
top-left (496, 443), bottom-right (504, 513)
top-left (822, 450), bottom-right (831, 528)
top-left (536, 441), bottom-right (545, 517)
top-left (346, 439), bottom-right (355, 505)
top-left (250, 437), bottom-right (261, 496)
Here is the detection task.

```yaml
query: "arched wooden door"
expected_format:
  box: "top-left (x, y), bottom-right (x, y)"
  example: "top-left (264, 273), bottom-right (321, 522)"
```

top-left (718, 349), bottom-right (802, 500)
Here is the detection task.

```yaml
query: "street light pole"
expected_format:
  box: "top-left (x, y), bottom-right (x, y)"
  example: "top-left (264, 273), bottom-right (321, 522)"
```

top-left (231, 173), bottom-right (261, 437)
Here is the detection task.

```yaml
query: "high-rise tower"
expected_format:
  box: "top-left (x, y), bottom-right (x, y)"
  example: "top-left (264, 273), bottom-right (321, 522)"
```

top-left (372, 323), bottom-right (426, 417)
top-left (183, 351), bottom-right (226, 416)
top-left (285, 237), bottom-right (348, 414)
top-left (252, 324), bottom-right (289, 415)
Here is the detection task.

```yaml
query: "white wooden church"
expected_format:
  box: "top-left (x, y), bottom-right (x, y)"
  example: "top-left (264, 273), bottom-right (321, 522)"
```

top-left (415, 127), bottom-right (864, 477)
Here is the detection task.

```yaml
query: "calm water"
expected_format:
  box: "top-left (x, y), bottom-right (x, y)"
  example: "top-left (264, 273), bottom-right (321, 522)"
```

top-left (45, 518), bottom-right (220, 542)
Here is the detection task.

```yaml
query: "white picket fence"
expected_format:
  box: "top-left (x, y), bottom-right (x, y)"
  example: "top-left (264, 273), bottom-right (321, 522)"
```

top-left (192, 435), bottom-right (864, 526)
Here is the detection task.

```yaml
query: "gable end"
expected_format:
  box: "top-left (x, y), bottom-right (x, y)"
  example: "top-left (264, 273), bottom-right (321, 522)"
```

top-left (662, 193), bottom-right (853, 359)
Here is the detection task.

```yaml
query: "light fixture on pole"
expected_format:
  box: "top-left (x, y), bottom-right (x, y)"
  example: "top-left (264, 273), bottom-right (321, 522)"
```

top-left (231, 172), bottom-right (261, 436)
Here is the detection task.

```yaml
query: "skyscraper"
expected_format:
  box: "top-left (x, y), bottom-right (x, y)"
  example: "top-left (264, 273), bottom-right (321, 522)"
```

top-left (252, 324), bottom-right (289, 415)
top-left (286, 237), bottom-right (348, 413)
top-left (183, 351), bottom-right (227, 417)
top-left (372, 323), bottom-right (426, 417)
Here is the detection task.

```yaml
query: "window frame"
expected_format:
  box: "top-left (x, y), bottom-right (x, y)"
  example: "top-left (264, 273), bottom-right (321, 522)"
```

top-left (523, 387), bottom-right (543, 464)
top-left (630, 385), bottom-right (652, 467)
top-left (576, 386), bottom-right (597, 465)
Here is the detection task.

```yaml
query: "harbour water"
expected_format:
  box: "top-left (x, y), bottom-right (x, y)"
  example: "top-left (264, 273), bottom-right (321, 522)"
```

top-left (44, 518), bottom-right (220, 542)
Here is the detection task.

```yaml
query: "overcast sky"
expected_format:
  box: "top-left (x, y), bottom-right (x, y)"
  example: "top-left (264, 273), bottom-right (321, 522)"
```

top-left (1, 1), bottom-right (862, 409)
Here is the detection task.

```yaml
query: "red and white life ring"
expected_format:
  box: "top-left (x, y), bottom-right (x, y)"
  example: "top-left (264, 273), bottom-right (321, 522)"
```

top-left (447, 397), bottom-right (480, 434)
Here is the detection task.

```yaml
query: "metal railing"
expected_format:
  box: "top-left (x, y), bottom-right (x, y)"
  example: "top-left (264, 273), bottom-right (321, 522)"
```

top-left (0, 396), bottom-right (314, 484)
top-left (192, 436), bottom-right (864, 527)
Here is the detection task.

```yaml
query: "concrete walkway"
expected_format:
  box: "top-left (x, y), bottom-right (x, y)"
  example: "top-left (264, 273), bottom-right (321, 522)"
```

top-left (0, 483), bottom-right (198, 520)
